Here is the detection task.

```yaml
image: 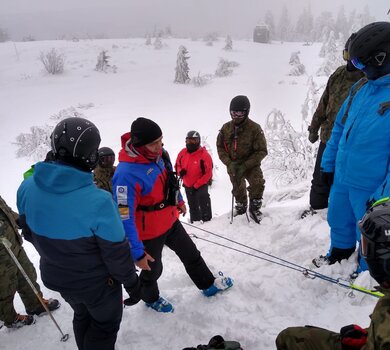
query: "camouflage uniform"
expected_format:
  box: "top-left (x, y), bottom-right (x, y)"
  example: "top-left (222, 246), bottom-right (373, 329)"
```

top-left (216, 117), bottom-right (267, 204)
top-left (93, 165), bottom-right (116, 193)
top-left (307, 65), bottom-right (364, 210)
top-left (0, 195), bottom-right (42, 324)
top-left (275, 288), bottom-right (390, 350)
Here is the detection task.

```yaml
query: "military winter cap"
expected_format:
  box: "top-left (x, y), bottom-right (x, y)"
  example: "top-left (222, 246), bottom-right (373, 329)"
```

top-left (131, 117), bottom-right (162, 147)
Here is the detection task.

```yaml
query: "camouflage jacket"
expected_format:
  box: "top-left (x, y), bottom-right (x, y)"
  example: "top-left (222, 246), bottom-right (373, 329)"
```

top-left (216, 117), bottom-right (267, 169)
top-left (363, 288), bottom-right (390, 350)
top-left (0, 195), bottom-right (22, 259)
top-left (309, 65), bottom-right (364, 143)
top-left (93, 165), bottom-right (116, 193)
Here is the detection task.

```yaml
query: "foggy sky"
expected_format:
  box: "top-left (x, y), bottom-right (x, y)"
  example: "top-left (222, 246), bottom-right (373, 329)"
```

top-left (0, 0), bottom-right (389, 40)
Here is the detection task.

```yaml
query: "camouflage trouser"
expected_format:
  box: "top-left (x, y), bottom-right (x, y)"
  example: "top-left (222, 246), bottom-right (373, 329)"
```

top-left (276, 326), bottom-right (342, 350)
top-left (0, 245), bottom-right (42, 323)
top-left (229, 166), bottom-right (265, 204)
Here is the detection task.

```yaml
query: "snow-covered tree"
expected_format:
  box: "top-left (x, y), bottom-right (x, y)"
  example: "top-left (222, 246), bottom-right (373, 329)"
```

top-left (95, 50), bottom-right (117, 73)
top-left (154, 36), bottom-right (163, 50)
top-left (288, 52), bottom-right (305, 76)
top-left (39, 48), bottom-right (65, 75)
top-left (215, 58), bottom-right (239, 77)
top-left (224, 35), bottom-right (233, 51)
top-left (262, 109), bottom-right (316, 187)
top-left (14, 107), bottom-right (86, 161)
top-left (278, 5), bottom-right (293, 42)
top-left (335, 6), bottom-right (349, 40)
top-left (174, 45), bottom-right (190, 84)
top-left (317, 31), bottom-right (343, 76)
top-left (312, 11), bottom-right (335, 43)
top-left (191, 72), bottom-right (213, 87)
top-left (264, 10), bottom-right (276, 39)
top-left (295, 6), bottom-right (314, 42)
top-left (145, 33), bottom-right (152, 46)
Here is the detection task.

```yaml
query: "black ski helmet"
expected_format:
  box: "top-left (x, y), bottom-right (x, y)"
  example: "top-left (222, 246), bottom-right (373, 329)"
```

top-left (98, 147), bottom-right (115, 167)
top-left (348, 22), bottom-right (390, 68)
top-left (359, 199), bottom-right (390, 285)
top-left (229, 95), bottom-right (250, 113)
top-left (51, 117), bottom-right (101, 171)
top-left (98, 147), bottom-right (115, 157)
top-left (186, 130), bottom-right (201, 140)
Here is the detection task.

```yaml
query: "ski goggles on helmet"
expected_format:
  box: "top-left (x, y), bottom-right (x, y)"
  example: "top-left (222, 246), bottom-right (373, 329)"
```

top-left (185, 137), bottom-right (199, 144)
top-left (230, 110), bottom-right (247, 118)
top-left (351, 51), bottom-right (388, 70)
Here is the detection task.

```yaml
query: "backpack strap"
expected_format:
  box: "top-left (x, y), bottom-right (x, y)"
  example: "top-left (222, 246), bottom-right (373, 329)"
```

top-left (341, 77), bottom-right (368, 125)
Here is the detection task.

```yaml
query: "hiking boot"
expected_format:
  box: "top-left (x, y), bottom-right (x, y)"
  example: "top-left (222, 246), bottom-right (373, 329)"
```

top-left (26, 298), bottom-right (60, 316)
top-left (312, 255), bottom-right (330, 268)
top-left (233, 202), bottom-right (247, 216)
top-left (300, 207), bottom-right (317, 219)
top-left (312, 247), bottom-right (356, 268)
top-left (202, 272), bottom-right (234, 297)
top-left (249, 199), bottom-right (263, 224)
top-left (145, 296), bottom-right (174, 313)
top-left (4, 314), bottom-right (35, 329)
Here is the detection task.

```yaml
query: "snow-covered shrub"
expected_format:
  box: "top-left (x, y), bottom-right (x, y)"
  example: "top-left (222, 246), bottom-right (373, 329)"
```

top-left (317, 31), bottom-right (344, 76)
top-left (154, 37), bottom-right (163, 50)
top-left (145, 34), bottom-right (152, 45)
top-left (215, 58), bottom-right (239, 77)
top-left (191, 72), bottom-right (213, 87)
top-left (13, 107), bottom-right (87, 161)
top-left (288, 51), bottom-right (306, 76)
top-left (174, 45), bottom-right (190, 84)
top-left (0, 27), bottom-right (9, 42)
top-left (95, 50), bottom-right (117, 73)
top-left (262, 109), bottom-right (316, 187)
top-left (224, 35), bottom-right (233, 51)
top-left (39, 48), bottom-right (65, 75)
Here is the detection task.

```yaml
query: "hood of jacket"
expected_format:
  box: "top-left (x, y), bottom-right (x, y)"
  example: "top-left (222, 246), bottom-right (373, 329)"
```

top-left (33, 161), bottom-right (94, 194)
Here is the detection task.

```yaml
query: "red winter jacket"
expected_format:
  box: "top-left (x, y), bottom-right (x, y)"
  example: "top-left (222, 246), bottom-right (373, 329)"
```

top-left (175, 147), bottom-right (213, 189)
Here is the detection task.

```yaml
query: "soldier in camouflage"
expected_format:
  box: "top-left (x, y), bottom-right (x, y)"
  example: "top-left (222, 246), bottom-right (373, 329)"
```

top-left (276, 199), bottom-right (390, 350)
top-left (0, 195), bottom-right (59, 328)
top-left (302, 36), bottom-right (364, 218)
top-left (217, 95), bottom-right (267, 223)
top-left (93, 147), bottom-right (116, 193)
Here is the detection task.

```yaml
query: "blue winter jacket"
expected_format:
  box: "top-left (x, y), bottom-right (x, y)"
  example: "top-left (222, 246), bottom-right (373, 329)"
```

top-left (321, 74), bottom-right (390, 201)
top-left (17, 161), bottom-right (138, 294)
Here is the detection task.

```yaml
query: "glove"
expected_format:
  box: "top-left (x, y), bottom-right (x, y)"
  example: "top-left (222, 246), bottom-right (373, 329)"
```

top-left (179, 169), bottom-right (187, 178)
top-left (340, 324), bottom-right (368, 350)
top-left (228, 162), bottom-right (246, 180)
top-left (308, 132), bottom-right (319, 144)
top-left (321, 171), bottom-right (334, 187)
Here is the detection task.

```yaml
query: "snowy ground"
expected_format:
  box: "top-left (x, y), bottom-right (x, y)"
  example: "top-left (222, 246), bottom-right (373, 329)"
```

top-left (0, 37), bottom-right (378, 350)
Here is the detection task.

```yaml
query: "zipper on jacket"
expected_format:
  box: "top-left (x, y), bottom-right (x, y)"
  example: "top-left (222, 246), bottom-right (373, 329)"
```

top-left (345, 120), bottom-right (355, 142)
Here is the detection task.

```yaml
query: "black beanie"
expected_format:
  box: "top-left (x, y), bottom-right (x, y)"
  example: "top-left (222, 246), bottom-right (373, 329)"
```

top-left (230, 95), bottom-right (250, 111)
top-left (131, 117), bottom-right (162, 147)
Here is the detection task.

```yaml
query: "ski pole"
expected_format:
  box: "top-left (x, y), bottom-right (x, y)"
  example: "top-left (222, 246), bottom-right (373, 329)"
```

top-left (230, 192), bottom-right (234, 224)
top-left (0, 237), bottom-right (69, 342)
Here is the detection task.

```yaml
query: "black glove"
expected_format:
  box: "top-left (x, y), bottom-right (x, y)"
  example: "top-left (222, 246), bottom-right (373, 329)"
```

top-left (321, 171), bottom-right (334, 187)
top-left (308, 132), bottom-right (319, 144)
top-left (179, 169), bottom-right (187, 178)
top-left (340, 324), bottom-right (368, 350)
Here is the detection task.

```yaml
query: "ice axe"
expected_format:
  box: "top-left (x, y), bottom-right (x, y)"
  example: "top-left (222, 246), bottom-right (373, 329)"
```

top-left (0, 237), bottom-right (69, 342)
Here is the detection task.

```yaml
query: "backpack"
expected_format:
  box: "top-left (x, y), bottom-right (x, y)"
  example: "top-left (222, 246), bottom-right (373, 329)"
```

top-left (183, 335), bottom-right (243, 350)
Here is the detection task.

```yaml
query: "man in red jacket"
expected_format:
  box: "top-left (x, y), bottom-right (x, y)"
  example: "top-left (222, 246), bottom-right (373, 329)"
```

top-left (112, 118), bottom-right (233, 313)
top-left (175, 131), bottom-right (213, 223)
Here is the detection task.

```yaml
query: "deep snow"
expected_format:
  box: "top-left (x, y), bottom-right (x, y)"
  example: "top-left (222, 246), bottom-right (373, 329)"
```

top-left (0, 37), bottom-right (378, 350)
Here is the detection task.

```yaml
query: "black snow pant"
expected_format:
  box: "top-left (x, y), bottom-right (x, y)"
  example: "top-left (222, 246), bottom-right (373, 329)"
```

top-left (185, 185), bottom-right (212, 222)
top-left (60, 280), bottom-right (123, 350)
top-left (310, 142), bottom-right (331, 210)
top-left (139, 220), bottom-right (215, 303)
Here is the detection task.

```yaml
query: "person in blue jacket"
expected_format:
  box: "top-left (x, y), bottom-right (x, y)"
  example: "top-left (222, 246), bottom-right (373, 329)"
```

top-left (17, 117), bottom-right (139, 350)
top-left (313, 22), bottom-right (390, 273)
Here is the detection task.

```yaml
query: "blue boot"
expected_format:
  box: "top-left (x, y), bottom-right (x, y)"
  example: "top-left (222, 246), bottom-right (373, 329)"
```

top-left (145, 296), bottom-right (174, 313)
